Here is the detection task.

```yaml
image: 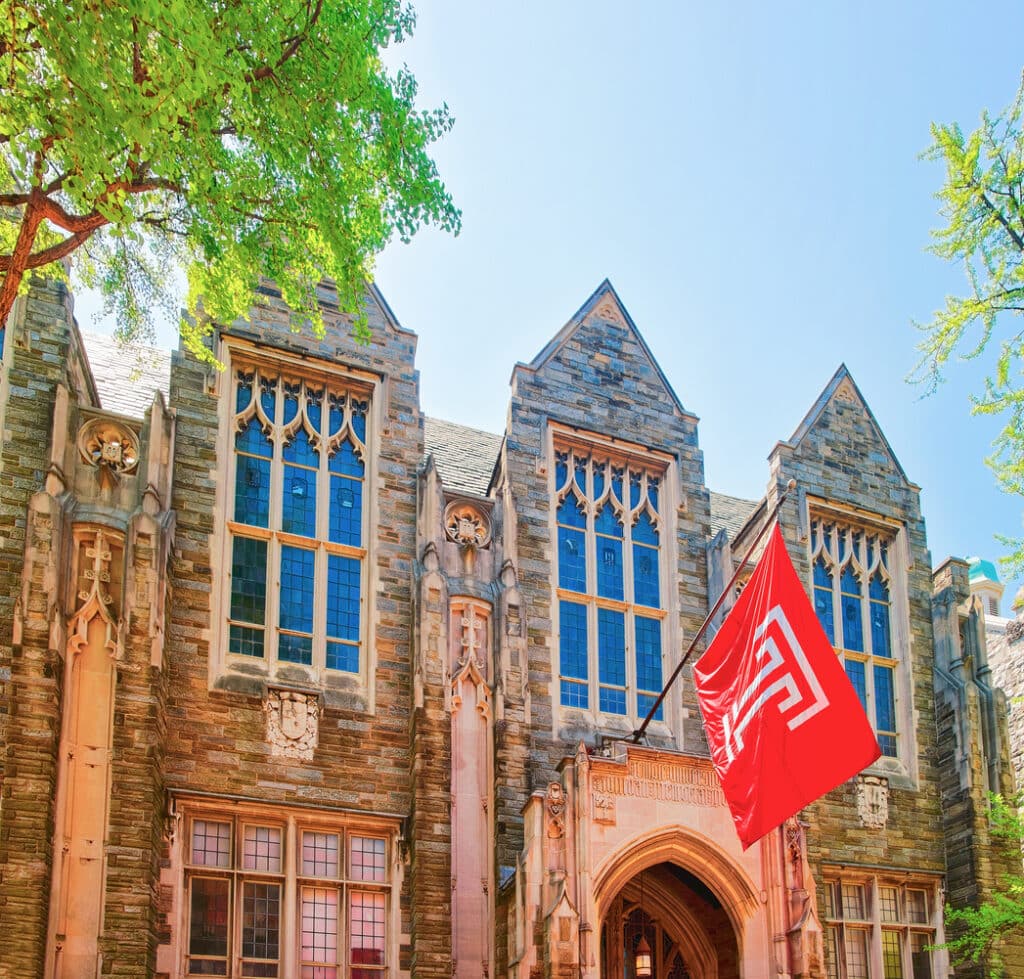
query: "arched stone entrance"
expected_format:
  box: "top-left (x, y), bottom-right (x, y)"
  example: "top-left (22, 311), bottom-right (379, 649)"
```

top-left (600, 862), bottom-right (736, 978)
top-left (593, 828), bottom-right (760, 979)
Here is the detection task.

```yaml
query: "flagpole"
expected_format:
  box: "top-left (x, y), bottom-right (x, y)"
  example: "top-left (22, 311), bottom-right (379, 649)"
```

top-left (629, 478), bottom-right (796, 744)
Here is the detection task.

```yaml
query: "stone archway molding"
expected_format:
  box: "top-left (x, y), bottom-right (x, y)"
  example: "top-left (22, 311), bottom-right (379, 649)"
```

top-left (593, 823), bottom-right (761, 941)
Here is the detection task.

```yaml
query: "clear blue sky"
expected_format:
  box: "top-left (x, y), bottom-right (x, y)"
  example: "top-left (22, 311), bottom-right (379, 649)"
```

top-left (78, 1), bottom-right (1024, 597)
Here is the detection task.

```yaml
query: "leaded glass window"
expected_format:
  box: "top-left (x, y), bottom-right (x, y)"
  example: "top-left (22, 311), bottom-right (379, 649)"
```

top-left (810, 518), bottom-right (899, 757)
top-left (553, 443), bottom-right (667, 723)
top-left (823, 875), bottom-right (939, 979)
top-left (184, 810), bottom-right (392, 979)
top-left (228, 366), bottom-right (368, 677)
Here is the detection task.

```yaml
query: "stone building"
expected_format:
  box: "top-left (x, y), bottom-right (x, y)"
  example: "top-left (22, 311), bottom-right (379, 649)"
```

top-left (0, 275), bottom-right (1020, 978)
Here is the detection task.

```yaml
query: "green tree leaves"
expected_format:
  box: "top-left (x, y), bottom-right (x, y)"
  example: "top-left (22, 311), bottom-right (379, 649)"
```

top-left (914, 76), bottom-right (1024, 572)
top-left (0, 0), bottom-right (459, 354)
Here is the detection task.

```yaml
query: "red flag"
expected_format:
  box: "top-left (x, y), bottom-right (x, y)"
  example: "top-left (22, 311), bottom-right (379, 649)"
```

top-left (692, 525), bottom-right (881, 848)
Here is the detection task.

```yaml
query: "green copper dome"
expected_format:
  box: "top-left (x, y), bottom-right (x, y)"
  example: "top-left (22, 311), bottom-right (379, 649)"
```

top-left (967, 556), bottom-right (1000, 584)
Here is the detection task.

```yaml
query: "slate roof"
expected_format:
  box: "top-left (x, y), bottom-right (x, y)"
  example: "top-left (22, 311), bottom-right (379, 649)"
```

top-left (423, 417), bottom-right (502, 497)
top-left (81, 331), bottom-right (171, 418)
top-left (708, 490), bottom-right (758, 542)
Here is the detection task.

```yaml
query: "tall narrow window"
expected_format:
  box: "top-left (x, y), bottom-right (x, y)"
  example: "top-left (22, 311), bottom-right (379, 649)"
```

top-left (810, 519), bottom-right (899, 757)
top-left (228, 366), bottom-right (368, 677)
top-left (554, 441), bottom-right (667, 724)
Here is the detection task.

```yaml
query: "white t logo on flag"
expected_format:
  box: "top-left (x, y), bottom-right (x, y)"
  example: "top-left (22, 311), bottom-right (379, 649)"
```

top-left (722, 605), bottom-right (830, 762)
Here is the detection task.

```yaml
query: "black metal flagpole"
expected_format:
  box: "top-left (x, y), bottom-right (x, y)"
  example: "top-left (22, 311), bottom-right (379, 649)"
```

top-left (630, 478), bottom-right (797, 744)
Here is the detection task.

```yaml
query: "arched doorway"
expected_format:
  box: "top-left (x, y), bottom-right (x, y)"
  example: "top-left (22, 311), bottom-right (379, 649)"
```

top-left (599, 862), bottom-right (738, 979)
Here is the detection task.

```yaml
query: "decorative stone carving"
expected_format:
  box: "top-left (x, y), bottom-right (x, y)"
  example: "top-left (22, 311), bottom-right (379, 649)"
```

top-left (856, 774), bottom-right (889, 829)
top-left (444, 501), bottom-right (491, 548)
top-left (785, 816), bottom-right (803, 863)
top-left (834, 377), bottom-right (858, 404)
top-left (264, 688), bottom-right (322, 760)
top-left (78, 417), bottom-right (140, 484)
top-left (546, 782), bottom-right (566, 839)
top-left (595, 299), bottom-right (625, 327)
top-left (593, 792), bottom-right (616, 825)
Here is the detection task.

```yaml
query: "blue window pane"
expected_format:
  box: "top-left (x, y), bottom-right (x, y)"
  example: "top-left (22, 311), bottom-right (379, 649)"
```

top-left (815, 587), bottom-right (835, 644)
top-left (561, 680), bottom-right (589, 709)
top-left (281, 464), bottom-right (317, 537)
top-left (596, 536), bottom-right (624, 600)
top-left (633, 543), bottom-right (660, 608)
top-left (278, 633), bottom-right (312, 665)
top-left (327, 641), bottom-right (359, 673)
top-left (557, 496), bottom-right (586, 529)
top-left (234, 454), bottom-right (271, 527)
top-left (648, 483), bottom-right (659, 513)
top-left (555, 458), bottom-right (567, 488)
top-left (230, 625), bottom-right (264, 659)
top-left (878, 733), bottom-right (897, 757)
top-left (329, 439), bottom-right (364, 477)
top-left (598, 609), bottom-right (626, 716)
top-left (633, 511), bottom-right (658, 545)
top-left (841, 567), bottom-right (863, 652)
top-left (352, 406), bottom-right (367, 443)
top-left (595, 505), bottom-right (621, 537)
top-left (637, 693), bottom-right (663, 722)
top-left (630, 473), bottom-right (642, 508)
top-left (305, 396), bottom-right (322, 433)
top-left (329, 475), bottom-right (363, 546)
top-left (230, 537), bottom-right (267, 624)
top-left (326, 555), bottom-right (361, 643)
top-left (559, 601), bottom-right (588, 683)
top-left (845, 660), bottom-right (867, 712)
top-left (236, 416), bottom-right (273, 457)
top-left (813, 558), bottom-right (833, 589)
top-left (283, 389), bottom-right (299, 425)
top-left (260, 384), bottom-right (276, 420)
top-left (874, 665), bottom-right (896, 746)
top-left (600, 687), bottom-right (626, 714)
top-left (870, 574), bottom-right (891, 658)
top-left (558, 527), bottom-right (586, 592)
top-left (236, 375), bottom-right (253, 413)
top-left (279, 546), bottom-right (314, 634)
top-left (283, 428), bottom-right (318, 467)
top-left (635, 616), bottom-right (663, 695)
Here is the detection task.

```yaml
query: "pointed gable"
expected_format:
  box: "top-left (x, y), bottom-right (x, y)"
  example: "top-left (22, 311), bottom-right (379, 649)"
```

top-left (515, 279), bottom-right (693, 421)
top-left (780, 365), bottom-right (913, 487)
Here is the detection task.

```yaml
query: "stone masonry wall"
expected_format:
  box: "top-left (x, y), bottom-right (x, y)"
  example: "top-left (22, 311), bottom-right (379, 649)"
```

top-left (161, 282), bottom-right (448, 974)
top-left (764, 375), bottom-right (949, 901)
top-left (0, 279), bottom-right (96, 978)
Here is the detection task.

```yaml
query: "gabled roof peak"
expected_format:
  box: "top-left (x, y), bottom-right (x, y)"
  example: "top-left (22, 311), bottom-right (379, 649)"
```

top-left (782, 364), bottom-right (911, 485)
top-left (521, 279), bottom-right (690, 418)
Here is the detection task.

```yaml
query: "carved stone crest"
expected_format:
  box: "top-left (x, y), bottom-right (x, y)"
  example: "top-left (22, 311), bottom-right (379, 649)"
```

top-left (265, 688), bottom-right (322, 760)
top-left (77, 416), bottom-right (140, 488)
top-left (593, 792), bottom-right (616, 825)
top-left (444, 501), bottom-right (491, 548)
top-left (546, 782), bottom-right (566, 839)
top-left (856, 774), bottom-right (889, 829)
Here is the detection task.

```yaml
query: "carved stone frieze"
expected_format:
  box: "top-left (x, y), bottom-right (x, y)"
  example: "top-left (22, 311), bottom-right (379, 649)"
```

top-left (77, 416), bottom-right (140, 483)
top-left (855, 774), bottom-right (889, 829)
top-left (444, 501), bottom-right (491, 548)
top-left (264, 688), bottom-right (322, 760)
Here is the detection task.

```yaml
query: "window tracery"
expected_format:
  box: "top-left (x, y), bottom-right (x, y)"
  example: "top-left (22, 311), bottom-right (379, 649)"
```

top-left (554, 444), bottom-right (666, 722)
top-left (810, 518), bottom-right (898, 757)
top-left (228, 366), bottom-right (368, 677)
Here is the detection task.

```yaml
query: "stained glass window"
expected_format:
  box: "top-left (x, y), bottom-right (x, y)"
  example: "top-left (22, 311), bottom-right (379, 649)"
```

top-left (228, 368), bottom-right (368, 676)
top-left (553, 445), bottom-right (667, 723)
top-left (810, 518), bottom-right (900, 758)
top-left (187, 811), bottom-right (391, 979)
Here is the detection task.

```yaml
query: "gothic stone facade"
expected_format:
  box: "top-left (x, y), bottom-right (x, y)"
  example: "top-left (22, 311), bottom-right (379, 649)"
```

top-left (0, 276), bottom-right (1019, 978)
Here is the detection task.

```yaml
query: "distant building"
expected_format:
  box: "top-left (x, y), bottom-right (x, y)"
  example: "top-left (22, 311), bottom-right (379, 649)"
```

top-left (0, 276), bottom-right (1020, 978)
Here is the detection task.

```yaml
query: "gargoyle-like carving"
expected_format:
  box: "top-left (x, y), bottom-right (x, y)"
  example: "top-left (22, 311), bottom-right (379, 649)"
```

top-left (265, 688), bottom-right (322, 760)
top-left (78, 417), bottom-right (140, 486)
top-left (546, 782), bottom-right (566, 839)
top-left (856, 774), bottom-right (889, 829)
top-left (444, 501), bottom-right (491, 548)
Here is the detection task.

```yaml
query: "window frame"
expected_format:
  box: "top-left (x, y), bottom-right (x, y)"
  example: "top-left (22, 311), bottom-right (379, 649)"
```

top-left (806, 500), bottom-right (914, 778)
top-left (549, 425), bottom-right (677, 733)
top-left (181, 806), bottom-right (395, 979)
top-left (822, 873), bottom-right (943, 979)
top-left (213, 340), bottom-right (380, 700)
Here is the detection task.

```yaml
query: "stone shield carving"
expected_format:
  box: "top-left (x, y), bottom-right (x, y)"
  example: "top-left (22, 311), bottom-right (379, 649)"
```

top-left (856, 774), bottom-right (889, 829)
top-left (444, 501), bottom-right (492, 547)
top-left (265, 689), bottom-right (322, 760)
